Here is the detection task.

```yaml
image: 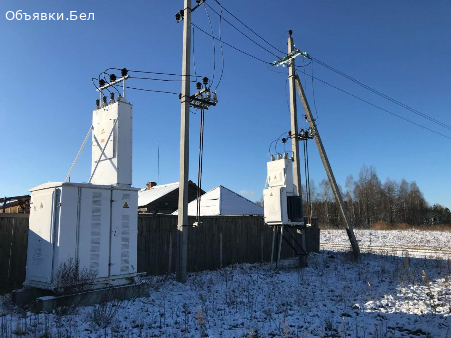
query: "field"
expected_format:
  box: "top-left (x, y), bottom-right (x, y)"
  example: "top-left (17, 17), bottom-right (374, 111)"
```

top-left (1, 230), bottom-right (450, 338)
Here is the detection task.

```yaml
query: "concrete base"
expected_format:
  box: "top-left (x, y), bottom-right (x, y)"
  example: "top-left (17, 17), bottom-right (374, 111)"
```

top-left (12, 288), bottom-right (52, 307)
top-left (13, 283), bottom-right (150, 313)
top-left (23, 272), bottom-right (143, 292)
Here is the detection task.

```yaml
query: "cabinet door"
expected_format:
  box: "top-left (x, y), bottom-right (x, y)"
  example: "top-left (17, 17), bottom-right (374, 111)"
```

top-left (78, 188), bottom-right (111, 279)
top-left (109, 190), bottom-right (138, 276)
top-left (26, 189), bottom-right (57, 283)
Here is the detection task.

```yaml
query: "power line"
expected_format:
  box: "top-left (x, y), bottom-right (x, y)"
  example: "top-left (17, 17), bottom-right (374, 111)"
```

top-left (203, 4), bottom-right (216, 87)
top-left (192, 25), bottom-right (198, 78)
top-left (191, 23), bottom-right (272, 65)
top-left (202, 0), bottom-right (450, 135)
top-left (212, 0), bottom-right (285, 55)
top-left (114, 85), bottom-right (179, 95)
top-left (301, 72), bottom-right (451, 141)
top-left (91, 78), bottom-right (101, 92)
top-left (191, 21), bottom-right (450, 140)
top-left (295, 61), bottom-right (312, 68)
top-left (310, 56), bottom-right (451, 131)
top-left (215, 3), bottom-right (225, 91)
top-left (310, 61), bottom-right (320, 125)
top-left (205, 3), bottom-right (283, 59)
top-left (128, 76), bottom-right (196, 83)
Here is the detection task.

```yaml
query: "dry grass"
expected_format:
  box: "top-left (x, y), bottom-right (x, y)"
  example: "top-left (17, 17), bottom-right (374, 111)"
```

top-left (370, 222), bottom-right (451, 231)
top-left (320, 221), bottom-right (451, 231)
top-left (371, 222), bottom-right (412, 230)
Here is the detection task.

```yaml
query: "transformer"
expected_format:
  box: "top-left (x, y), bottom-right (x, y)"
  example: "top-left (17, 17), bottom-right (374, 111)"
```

top-left (25, 92), bottom-right (139, 290)
top-left (263, 155), bottom-right (303, 226)
top-left (91, 97), bottom-right (132, 186)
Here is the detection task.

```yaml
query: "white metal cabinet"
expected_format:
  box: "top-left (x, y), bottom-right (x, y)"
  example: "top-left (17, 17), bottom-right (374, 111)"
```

top-left (263, 156), bottom-right (302, 226)
top-left (26, 188), bottom-right (59, 284)
top-left (110, 189), bottom-right (138, 276)
top-left (78, 187), bottom-right (111, 279)
top-left (55, 185), bottom-right (79, 273)
top-left (267, 158), bottom-right (294, 194)
top-left (91, 99), bottom-right (133, 187)
top-left (263, 187), bottom-right (288, 225)
top-left (25, 182), bottom-right (139, 290)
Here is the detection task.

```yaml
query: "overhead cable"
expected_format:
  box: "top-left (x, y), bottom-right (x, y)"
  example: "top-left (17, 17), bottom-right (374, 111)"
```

top-left (114, 85), bottom-right (179, 96)
top-left (310, 57), bottom-right (451, 131)
top-left (205, 3), bottom-right (282, 59)
top-left (301, 73), bottom-right (451, 141)
top-left (192, 23), bottom-right (272, 65)
top-left (203, 4), bottom-right (216, 87)
top-left (212, 0), bottom-right (285, 55)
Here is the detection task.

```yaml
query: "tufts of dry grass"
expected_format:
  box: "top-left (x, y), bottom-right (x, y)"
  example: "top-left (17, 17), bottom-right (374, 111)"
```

top-left (371, 222), bottom-right (451, 231)
top-left (321, 221), bottom-right (451, 231)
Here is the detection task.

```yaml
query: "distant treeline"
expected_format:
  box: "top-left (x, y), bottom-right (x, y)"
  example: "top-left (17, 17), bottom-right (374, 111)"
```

top-left (304, 165), bottom-right (451, 227)
top-left (259, 164), bottom-right (451, 228)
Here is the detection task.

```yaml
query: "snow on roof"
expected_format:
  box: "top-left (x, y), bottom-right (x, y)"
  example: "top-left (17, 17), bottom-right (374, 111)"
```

top-left (173, 185), bottom-right (263, 216)
top-left (138, 182), bottom-right (179, 207)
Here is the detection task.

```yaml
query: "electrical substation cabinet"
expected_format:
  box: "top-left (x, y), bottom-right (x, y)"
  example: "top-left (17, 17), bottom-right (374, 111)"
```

top-left (263, 157), bottom-right (303, 226)
top-left (25, 79), bottom-right (141, 291)
top-left (25, 182), bottom-right (138, 290)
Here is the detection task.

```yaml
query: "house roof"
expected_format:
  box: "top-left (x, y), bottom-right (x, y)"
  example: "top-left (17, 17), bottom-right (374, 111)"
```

top-left (138, 182), bottom-right (179, 207)
top-left (0, 195), bottom-right (30, 203)
top-left (172, 185), bottom-right (263, 216)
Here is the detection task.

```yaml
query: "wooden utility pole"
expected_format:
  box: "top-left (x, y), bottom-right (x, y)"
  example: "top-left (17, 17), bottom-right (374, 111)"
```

top-left (294, 75), bottom-right (360, 259)
top-left (287, 30), bottom-right (307, 267)
top-left (176, 0), bottom-right (191, 283)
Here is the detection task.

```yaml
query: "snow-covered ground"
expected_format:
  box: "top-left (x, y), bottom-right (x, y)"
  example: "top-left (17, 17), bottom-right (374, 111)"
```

top-left (322, 229), bottom-right (451, 250)
top-left (1, 230), bottom-right (450, 338)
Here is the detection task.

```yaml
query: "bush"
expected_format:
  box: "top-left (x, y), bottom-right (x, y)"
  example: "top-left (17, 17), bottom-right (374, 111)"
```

top-left (54, 257), bottom-right (96, 294)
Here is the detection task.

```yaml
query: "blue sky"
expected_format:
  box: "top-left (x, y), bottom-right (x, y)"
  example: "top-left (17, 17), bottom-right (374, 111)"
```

top-left (1, 0), bottom-right (450, 208)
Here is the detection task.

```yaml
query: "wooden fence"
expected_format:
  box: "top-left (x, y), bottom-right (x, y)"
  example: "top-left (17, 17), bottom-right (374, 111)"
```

top-left (138, 214), bottom-right (319, 275)
top-left (1, 214), bottom-right (319, 294)
top-left (0, 214), bottom-right (29, 294)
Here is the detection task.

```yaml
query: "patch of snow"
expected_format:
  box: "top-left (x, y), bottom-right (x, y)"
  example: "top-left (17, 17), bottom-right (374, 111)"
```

top-left (322, 229), bottom-right (451, 250)
top-left (2, 240), bottom-right (450, 337)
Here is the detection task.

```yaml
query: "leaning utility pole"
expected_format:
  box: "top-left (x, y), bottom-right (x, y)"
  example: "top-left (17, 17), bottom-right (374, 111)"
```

top-left (176, 0), bottom-right (191, 283)
top-left (287, 30), bottom-right (307, 267)
top-left (294, 75), bottom-right (360, 259)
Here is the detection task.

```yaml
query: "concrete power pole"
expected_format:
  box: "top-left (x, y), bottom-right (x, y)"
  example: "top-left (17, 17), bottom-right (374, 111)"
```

top-left (287, 32), bottom-right (302, 200)
top-left (287, 31), bottom-right (308, 267)
top-left (294, 75), bottom-right (360, 259)
top-left (176, 0), bottom-right (191, 283)
top-left (288, 30), bottom-right (302, 198)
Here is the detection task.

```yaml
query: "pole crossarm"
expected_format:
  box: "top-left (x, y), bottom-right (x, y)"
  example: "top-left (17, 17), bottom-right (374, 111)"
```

top-left (175, 0), bottom-right (204, 22)
top-left (272, 49), bottom-right (310, 67)
top-left (187, 87), bottom-right (218, 110)
top-left (293, 74), bottom-right (361, 259)
top-left (285, 128), bottom-right (315, 142)
top-left (96, 75), bottom-right (129, 92)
